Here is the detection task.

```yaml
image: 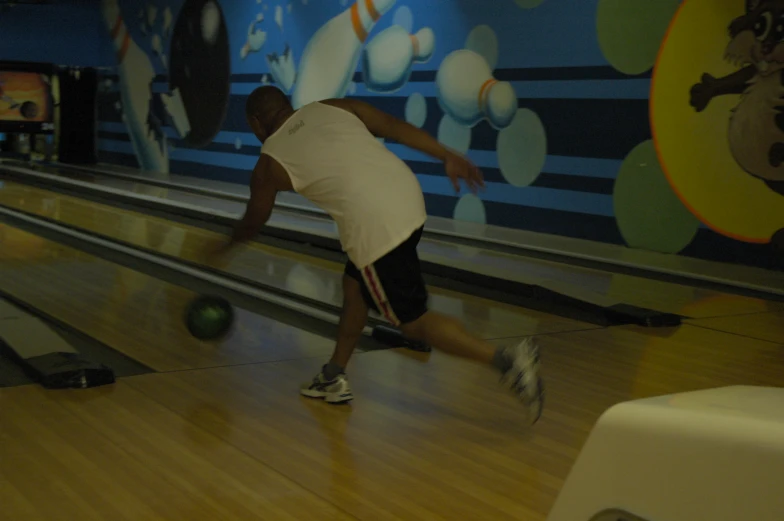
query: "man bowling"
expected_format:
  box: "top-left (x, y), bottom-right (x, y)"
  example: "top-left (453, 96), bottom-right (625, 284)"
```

top-left (209, 86), bottom-right (544, 424)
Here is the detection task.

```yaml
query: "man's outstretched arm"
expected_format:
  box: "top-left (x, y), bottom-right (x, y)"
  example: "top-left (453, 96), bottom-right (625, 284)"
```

top-left (203, 154), bottom-right (291, 266)
top-left (228, 153), bottom-right (281, 247)
top-left (327, 98), bottom-right (485, 193)
top-left (346, 99), bottom-right (450, 160)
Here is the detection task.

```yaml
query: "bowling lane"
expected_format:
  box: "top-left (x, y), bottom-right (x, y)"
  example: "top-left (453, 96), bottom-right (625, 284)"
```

top-left (0, 180), bottom-right (596, 338)
top-left (5, 162), bottom-right (782, 318)
top-left (3, 227), bottom-right (783, 518)
top-left (9, 161), bottom-right (256, 224)
top-left (114, 315), bottom-right (784, 520)
top-left (0, 223), bottom-right (340, 372)
top-left (5, 321), bottom-right (783, 521)
top-left (0, 384), bottom-right (353, 520)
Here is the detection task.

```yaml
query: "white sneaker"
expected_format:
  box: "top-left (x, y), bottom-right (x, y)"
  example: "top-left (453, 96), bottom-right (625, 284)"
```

top-left (499, 337), bottom-right (544, 424)
top-left (300, 369), bottom-right (354, 404)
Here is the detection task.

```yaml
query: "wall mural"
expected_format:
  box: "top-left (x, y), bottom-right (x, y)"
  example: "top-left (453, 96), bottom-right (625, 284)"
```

top-left (652, 0), bottom-right (784, 251)
top-left (94, 0), bottom-right (783, 270)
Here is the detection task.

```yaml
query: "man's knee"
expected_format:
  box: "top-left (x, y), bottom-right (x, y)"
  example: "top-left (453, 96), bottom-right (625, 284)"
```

top-left (342, 273), bottom-right (361, 293)
top-left (399, 311), bottom-right (430, 340)
top-left (342, 274), bottom-right (367, 308)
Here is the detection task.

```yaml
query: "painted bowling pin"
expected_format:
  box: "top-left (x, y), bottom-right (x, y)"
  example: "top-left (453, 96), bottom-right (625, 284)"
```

top-left (101, 0), bottom-right (168, 172)
top-left (361, 25), bottom-right (434, 93)
top-left (292, 0), bottom-right (396, 108)
top-left (435, 49), bottom-right (517, 130)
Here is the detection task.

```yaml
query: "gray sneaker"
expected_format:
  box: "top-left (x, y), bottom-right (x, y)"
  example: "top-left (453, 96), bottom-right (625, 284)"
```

top-left (300, 369), bottom-right (354, 404)
top-left (499, 337), bottom-right (544, 424)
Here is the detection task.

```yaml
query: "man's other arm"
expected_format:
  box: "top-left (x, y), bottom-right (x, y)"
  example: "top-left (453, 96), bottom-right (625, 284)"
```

top-left (324, 98), bottom-right (485, 193)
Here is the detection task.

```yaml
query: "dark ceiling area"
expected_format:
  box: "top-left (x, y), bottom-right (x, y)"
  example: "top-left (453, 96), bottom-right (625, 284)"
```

top-left (0, 0), bottom-right (92, 4)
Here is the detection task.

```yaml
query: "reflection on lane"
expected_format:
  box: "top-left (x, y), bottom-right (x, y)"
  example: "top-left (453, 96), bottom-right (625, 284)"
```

top-left (0, 186), bottom-right (60, 262)
top-left (14, 161), bottom-right (341, 239)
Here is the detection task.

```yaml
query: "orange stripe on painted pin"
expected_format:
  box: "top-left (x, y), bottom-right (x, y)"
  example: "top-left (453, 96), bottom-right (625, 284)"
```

top-left (365, 0), bottom-right (380, 21)
top-left (350, 4), bottom-right (368, 43)
top-left (477, 78), bottom-right (496, 111)
top-left (118, 30), bottom-right (131, 62)
top-left (110, 15), bottom-right (131, 63)
top-left (410, 34), bottom-right (419, 57)
top-left (351, 0), bottom-right (381, 43)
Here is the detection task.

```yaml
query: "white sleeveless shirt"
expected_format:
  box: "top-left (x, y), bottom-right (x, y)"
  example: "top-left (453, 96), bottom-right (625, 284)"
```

top-left (261, 101), bottom-right (427, 269)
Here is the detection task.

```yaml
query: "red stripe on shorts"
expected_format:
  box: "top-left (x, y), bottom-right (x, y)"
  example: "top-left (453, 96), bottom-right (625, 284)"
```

top-left (362, 266), bottom-right (400, 326)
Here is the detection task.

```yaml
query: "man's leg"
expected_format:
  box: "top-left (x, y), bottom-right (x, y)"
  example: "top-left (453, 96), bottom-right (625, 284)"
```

top-left (326, 274), bottom-right (368, 374)
top-left (360, 228), bottom-right (544, 423)
top-left (400, 311), bottom-right (544, 423)
top-left (399, 311), bottom-right (496, 364)
top-left (300, 266), bottom-right (370, 404)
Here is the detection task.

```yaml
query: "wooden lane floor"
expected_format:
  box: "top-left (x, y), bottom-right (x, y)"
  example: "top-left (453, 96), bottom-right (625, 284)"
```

top-left (2, 177), bottom-right (781, 320)
top-left (1, 204), bottom-right (782, 519)
top-left (120, 325), bottom-right (783, 521)
top-left (0, 225), bottom-right (341, 372)
top-left (1, 181), bottom-right (782, 520)
top-left (0, 384), bottom-right (354, 520)
top-left (3, 319), bottom-right (782, 520)
top-left (0, 180), bottom-right (596, 339)
top-left (112, 326), bottom-right (784, 520)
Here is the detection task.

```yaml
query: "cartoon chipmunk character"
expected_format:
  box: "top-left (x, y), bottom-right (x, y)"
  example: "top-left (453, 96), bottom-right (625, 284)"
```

top-left (690, 0), bottom-right (784, 196)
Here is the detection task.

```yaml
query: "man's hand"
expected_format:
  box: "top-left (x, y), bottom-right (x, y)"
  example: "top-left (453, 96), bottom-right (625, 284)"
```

top-left (199, 235), bottom-right (236, 269)
top-left (444, 151), bottom-right (484, 194)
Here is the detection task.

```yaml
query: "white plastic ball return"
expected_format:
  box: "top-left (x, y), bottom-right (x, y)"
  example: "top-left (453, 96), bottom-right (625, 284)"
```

top-left (547, 385), bottom-right (784, 521)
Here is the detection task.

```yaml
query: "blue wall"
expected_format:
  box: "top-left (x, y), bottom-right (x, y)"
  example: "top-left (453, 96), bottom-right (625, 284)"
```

top-left (0, 1), bottom-right (113, 67)
top-left (12, 0), bottom-right (780, 270)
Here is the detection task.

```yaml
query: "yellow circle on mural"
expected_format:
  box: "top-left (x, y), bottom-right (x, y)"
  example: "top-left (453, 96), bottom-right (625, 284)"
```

top-left (651, 0), bottom-right (784, 243)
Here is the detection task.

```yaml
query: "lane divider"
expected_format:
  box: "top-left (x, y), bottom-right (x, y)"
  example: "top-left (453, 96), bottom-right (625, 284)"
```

top-left (0, 205), bottom-right (431, 353)
top-left (0, 164), bottom-right (689, 327)
top-left (11, 160), bottom-right (779, 299)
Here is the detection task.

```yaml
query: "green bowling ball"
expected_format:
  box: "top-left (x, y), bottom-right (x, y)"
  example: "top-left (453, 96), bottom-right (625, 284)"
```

top-left (184, 295), bottom-right (234, 340)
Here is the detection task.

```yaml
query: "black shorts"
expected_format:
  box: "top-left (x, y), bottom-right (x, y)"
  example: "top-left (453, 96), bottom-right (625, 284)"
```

top-left (344, 226), bottom-right (428, 326)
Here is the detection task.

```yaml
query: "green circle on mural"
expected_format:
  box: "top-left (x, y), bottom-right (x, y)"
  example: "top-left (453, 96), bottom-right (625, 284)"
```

top-left (497, 108), bottom-right (547, 188)
top-left (454, 193), bottom-right (486, 224)
top-left (613, 140), bottom-right (700, 254)
top-left (514, 0), bottom-right (545, 9)
top-left (596, 0), bottom-right (681, 75)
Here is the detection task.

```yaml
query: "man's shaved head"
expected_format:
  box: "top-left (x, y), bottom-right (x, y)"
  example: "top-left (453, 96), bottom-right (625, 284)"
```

top-left (246, 86), bottom-right (290, 120)
top-left (245, 86), bottom-right (293, 142)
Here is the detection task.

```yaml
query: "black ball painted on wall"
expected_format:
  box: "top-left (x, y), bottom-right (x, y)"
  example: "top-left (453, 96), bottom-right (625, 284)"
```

top-left (169, 0), bottom-right (230, 148)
